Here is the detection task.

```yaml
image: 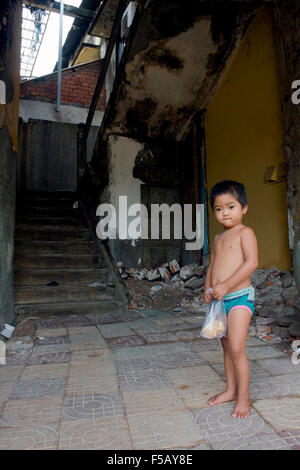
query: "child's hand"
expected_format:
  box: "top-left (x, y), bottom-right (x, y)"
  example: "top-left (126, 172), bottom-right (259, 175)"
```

top-left (211, 283), bottom-right (228, 301)
top-left (204, 288), bottom-right (213, 304)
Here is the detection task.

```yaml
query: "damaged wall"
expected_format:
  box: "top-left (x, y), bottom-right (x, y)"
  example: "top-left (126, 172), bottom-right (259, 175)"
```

top-left (90, 0), bottom-right (263, 269)
top-left (205, 6), bottom-right (290, 270)
top-left (0, 0), bottom-right (21, 327)
top-left (97, 0), bottom-right (262, 142)
top-left (205, 6), bottom-right (290, 271)
top-left (272, 0), bottom-right (300, 290)
top-left (101, 135), bottom-right (144, 267)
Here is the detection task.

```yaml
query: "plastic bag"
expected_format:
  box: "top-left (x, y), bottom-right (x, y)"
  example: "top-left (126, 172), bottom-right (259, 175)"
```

top-left (200, 297), bottom-right (227, 339)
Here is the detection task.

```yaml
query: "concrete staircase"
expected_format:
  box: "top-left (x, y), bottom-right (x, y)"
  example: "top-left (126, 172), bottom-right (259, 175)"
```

top-left (14, 192), bottom-right (124, 317)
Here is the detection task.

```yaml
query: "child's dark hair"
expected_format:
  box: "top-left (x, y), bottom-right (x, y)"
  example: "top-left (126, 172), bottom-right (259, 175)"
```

top-left (210, 180), bottom-right (247, 209)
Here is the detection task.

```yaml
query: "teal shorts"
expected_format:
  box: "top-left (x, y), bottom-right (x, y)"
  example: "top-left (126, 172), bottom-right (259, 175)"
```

top-left (223, 286), bottom-right (255, 316)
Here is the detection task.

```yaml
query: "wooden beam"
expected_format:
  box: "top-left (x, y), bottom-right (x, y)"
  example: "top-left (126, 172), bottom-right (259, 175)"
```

top-left (23, 0), bottom-right (96, 21)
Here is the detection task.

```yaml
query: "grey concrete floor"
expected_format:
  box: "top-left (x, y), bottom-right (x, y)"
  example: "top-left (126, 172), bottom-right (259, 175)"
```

top-left (0, 308), bottom-right (299, 450)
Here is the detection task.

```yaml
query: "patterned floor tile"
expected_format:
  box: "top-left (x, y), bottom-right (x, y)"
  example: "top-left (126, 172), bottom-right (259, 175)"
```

top-left (116, 351), bottom-right (206, 372)
top-left (198, 350), bottom-right (224, 363)
top-left (35, 316), bottom-right (93, 329)
top-left (252, 397), bottom-right (300, 432)
top-left (112, 346), bottom-right (155, 361)
top-left (20, 363), bottom-right (69, 381)
top-left (68, 341), bottom-right (108, 352)
top-left (132, 322), bottom-right (187, 335)
top-left (0, 366), bottom-right (24, 384)
top-left (4, 353), bottom-right (30, 366)
top-left (128, 410), bottom-right (206, 450)
top-left (67, 326), bottom-right (100, 336)
top-left (34, 336), bottom-right (70, 346)
top-left (0, 382), bottom-right (16, 407)
top-left (116, 357), bottom-right (161, 373)
top-left (0, 396), bottom-right (63, 426)
top-left (0, 423), bottom-right (59, 449)
top-left (148, 342), bottom-right (192, 355)
top-left (8, 377), bottom-right (66, 400)
top-left (211, 360), bottom-right (272, 381)
top-left (166, 365), bottom-right (225, 409)
top-left (118, 369), bottom-right (172, 392)
top-left (26, 351), bottom-right (71, 365)
top-left (68, 360), bottom-right (116, 378)
top-left (107, 335), bottom-right (146, 349)
top-left (36, 328), bottom-right (68, 338)
top-left (250, 375), bottom-right (300, 400)
top-left (30, 343), bottom-right (71, 353)
top-left (279, 429), bottom-right (300, 450)
top-left (69, 333), bottom-right (105, 344)
top-left (122, 389), bottom-right (186, 416)
top-left (189, 339), bottom-right (223, 352)
top-left (65, 380), bottom-right (120, 396)
top-left (71, 348), bottom-right (113, 362)
top-left (246, 337), bottom-right (267, 347)
top-left (97, 323), bottom-right (136, 338)
top-left (58, 416), bottom-right (133, 449)
top-left (257, 357), bottom-right (300, 375)
top-left (167, 365), bottom-right (224, 388)
top-left (91, 311), bottom-right (142, 325)
top-left (192, 403), bottom-right (290, 450)
top-left (62, 391), bottom-right (125, 421)
top-left (140, 332), bottom-right (181, 344)
top-left (156, 352), bottom-right (206, 369)
top-left (246, 346), bottom-right (285, 360)
top-left (141, 330), bottom-right (203, 344)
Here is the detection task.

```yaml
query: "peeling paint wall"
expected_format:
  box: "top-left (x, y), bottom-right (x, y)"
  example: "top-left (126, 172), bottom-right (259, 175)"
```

top-left (103, 135), bottom-right (144, 266)
top-left (0, 0), bottom-right (21, 327)
top-left (99, 0), bottom-right (260, 142)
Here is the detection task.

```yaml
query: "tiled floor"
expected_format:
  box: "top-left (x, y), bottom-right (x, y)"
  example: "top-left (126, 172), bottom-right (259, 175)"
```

top-left (0, 308), bottom-right (299, 450)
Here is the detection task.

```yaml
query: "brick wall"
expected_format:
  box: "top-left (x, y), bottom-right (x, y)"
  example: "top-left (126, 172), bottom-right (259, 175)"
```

top-left (20, 60), bottom-right (105, 111)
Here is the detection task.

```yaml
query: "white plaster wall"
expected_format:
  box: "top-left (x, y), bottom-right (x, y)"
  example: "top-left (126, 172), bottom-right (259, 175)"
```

top-left (19, 99), bottom-right (104, 126)
top-left (108, 135), bottom-right (144, 239)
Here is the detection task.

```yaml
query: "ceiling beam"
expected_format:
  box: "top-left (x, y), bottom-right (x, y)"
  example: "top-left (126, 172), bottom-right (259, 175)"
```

top-left (23, 0), bottom-right (96, 21)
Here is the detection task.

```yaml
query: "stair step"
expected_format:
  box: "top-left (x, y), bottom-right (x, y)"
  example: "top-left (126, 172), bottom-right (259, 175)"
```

top-left (16, 215), bottom-right (85, 224)
top-left (14, 240), bottom-right (96, 254)
top-left (14, 229), bottom-right (92, 241)
top-left (14, 268), bottom-right (111, 286)
top-left (16, 220), bottom-right (88, 231)
top-left (17, 200), bottom-right (77, 210)
top-left (15, 285), bottom-right (115, 304)
top-left (16, 208), bottom-right (79, 217)
top-left (14, 254), bottom-right (104, 269)
top-left (15, 300), bottom-right (125, 316)
top-left (17, 191), bottom-right (77, 199)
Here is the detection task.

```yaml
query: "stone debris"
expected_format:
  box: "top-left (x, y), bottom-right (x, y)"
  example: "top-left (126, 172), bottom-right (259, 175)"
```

top-left (252, 268), bottom-right (299, 340)
top-left (123, 264), bottom-right (300, 342)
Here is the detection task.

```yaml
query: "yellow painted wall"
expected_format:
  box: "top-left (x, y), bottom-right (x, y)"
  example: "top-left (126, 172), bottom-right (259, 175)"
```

top-left (204, 6), bottom-right (290, 270)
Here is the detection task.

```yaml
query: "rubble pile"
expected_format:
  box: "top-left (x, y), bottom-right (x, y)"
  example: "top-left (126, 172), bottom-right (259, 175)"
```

top-left (252, 269), bottom-right (300, 340)
top-left (121, 261), bottom-right (300, 341)
top-left (118, 260), bottom-right (207, 313)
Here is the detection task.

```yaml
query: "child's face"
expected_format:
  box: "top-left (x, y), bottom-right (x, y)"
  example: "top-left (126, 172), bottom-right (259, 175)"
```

top-left (213, 193), bottom-right (247, 228)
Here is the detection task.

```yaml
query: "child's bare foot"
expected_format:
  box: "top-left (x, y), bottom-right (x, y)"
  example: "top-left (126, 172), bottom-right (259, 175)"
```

top-left (207, 390), bottom-right (236, 406)
top-left (232, 395), bottom-right (251, 419)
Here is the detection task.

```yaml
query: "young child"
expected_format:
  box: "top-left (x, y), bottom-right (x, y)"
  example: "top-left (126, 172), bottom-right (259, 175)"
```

top-left (204, 180), bottom-right (258, 419)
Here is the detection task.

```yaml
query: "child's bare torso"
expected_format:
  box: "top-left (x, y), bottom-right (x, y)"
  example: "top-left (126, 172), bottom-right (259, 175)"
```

top-left (211, 224), bottom-right (251, 293)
